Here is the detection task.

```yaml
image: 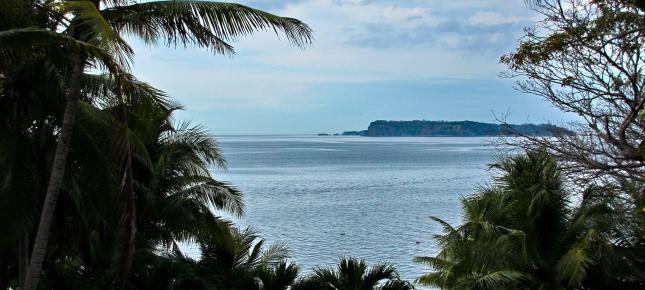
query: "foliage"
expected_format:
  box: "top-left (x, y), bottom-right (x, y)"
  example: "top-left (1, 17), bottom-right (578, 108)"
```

top-left (495, 1), bottom-right (645, 288)
top-left (295, 257), bottom-right (415, 290)
top-left (0, 2), bottom-right (417, 290)
top-left (501, 0), bottom-right (645, 184)
top-left (416, 150), bottom-right (645, 289)
top-left (0, 0), bottom-right (313, 289)
top-left (363, 120), bottom-right (567, 137)
top-left (7, 1), bottom-right (644, 290)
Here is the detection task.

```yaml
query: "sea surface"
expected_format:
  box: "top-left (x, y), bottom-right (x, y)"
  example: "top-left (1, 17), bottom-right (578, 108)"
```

top-left (195, 135), bottom-right (500, 286)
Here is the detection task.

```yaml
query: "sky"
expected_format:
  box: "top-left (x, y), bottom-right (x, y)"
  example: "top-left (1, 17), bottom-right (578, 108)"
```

top-left (130, 0), bottom-right (574, 135)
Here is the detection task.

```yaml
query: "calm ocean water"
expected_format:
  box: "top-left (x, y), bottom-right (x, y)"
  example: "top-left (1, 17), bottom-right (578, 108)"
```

top-left (197, 135), bottom-right (498, 286)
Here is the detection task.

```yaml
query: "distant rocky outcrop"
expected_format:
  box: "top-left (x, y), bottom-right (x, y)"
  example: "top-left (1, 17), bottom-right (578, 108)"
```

top-left (342, 120), bottom-right (569, 137)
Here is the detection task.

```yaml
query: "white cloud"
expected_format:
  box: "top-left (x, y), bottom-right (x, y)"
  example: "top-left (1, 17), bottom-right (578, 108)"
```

top-left (467, 11), bottom-right (529, 26)
top-left (131, 0), bottom-right (537, 111)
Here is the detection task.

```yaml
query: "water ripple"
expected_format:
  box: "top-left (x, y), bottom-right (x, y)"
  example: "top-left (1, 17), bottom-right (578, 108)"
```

top-left (195, 136), bottom-right (495, 289)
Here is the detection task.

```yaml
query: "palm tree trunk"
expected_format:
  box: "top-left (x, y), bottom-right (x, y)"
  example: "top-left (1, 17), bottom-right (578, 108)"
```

top-left (22, 57), bottom-right (82, 290)
top-left (18, 230), bottom-right (29, 286)
top-left (111, 105), bottom-right (137, 289)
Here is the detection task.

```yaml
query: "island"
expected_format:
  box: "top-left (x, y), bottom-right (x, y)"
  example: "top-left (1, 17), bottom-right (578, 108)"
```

top-left (341, 120), bottom-right (569, 137)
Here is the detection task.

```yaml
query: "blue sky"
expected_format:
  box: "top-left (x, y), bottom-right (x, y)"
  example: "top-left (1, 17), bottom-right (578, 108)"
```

top-left (130, 0), bottom-right (573, 134)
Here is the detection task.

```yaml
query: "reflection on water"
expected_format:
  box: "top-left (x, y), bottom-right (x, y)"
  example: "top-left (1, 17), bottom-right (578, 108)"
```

top-left (187, 135), bottom-right (498, 287)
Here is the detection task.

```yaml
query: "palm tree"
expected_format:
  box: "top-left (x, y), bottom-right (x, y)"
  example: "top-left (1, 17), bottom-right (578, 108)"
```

top-left (298, 257), bottom-right (414, 290)
top-left (198, 227), bottom-right (291, 289)
top-left (415, 150), bottom-right (626, 289)
top-left (11, 84), bottom-right (277, 289)
top-left (0, 71), bottom-right (176, 289)
top-left (127, 226), bottom-right (296, 290)
top-left (10, 1), bottom-right (312, 289)
top-left (254, 261), bottom-right (300, 290)
top-left (127, 101), bottom-right (245, 258)
top-left (0, 2), bottom-right (129, 287)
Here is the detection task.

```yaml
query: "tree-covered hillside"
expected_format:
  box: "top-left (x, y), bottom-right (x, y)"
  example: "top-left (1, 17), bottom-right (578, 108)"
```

top-left (343, 120), bottom-right (567, 137)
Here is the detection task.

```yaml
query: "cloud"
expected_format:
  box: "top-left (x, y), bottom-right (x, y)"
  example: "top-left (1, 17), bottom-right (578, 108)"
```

top-left (327, 2), bottom-right (535, 53)
top-left (127, 0), bottom-right (566, 134)
top-left (212, 0), bottom-right (535, 77)
top-left (469, 11), bottom-right (517, 26)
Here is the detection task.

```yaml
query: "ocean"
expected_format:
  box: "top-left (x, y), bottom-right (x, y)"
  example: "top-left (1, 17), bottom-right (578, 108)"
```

top-left (201, 135), bottom-right (499, 286)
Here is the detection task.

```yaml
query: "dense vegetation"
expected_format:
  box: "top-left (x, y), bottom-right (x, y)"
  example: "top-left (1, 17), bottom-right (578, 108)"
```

top-left (0, 0), bottom-right (324, 289)
top-left (342, 120), bottom-right (566, 137)
top-left (416, 151), bottom-right (644, 289)
top-left (1, 0), bottom-right (644, 290)
top-left (415, 0), bottom-right (645, 289)
top-left (0, 1), bottom-right (417, 289)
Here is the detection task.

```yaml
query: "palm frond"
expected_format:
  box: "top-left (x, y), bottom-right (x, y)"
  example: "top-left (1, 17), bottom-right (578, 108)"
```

top-left (47, 0), bottom-right (134, 68)
top-left (312, 267), bottom-right (340, 289)
top-left (414, 256), bottom-right (455, 270)
top-left (362, 262), bottom-right (398, 287)
top-left (242, 237), bottom-right (264, 268)
top-left (177, 178), bottom-right (244, 216)
top-left (102, 0), bottom-right (313, 55)
top-left (379, 280), bottom-right (415, 290)
top-left (166, 121), bottom-right (227, 169)
top-left (83, 73), bottom-right (172, 110)
top-left (260, 243), bottom-right (290, 266)
top-left (430, 216), bottom-right (459, 236)
top-left (555, 242), bottom-right (596, 287)
top-left (473, 270), bottom-right (529, 290)
top-left (0, 27), bottom-right (122, 74)
top-left (415, 272), bottom-right (445, 287)
top-left (254, 261), bottom-right (300, 290)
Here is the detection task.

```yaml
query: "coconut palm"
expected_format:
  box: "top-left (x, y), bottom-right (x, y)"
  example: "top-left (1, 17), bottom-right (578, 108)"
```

top-left (6, 1), bottom-right (312, 289)
top-left (126, 225), bottom-right (296, 290)
top-left (254, 261), bottom-right (300, 290)
top-left (10, 81), bottom-right (270, 289)
top-left (0, 73), bottom-right (175, 289)
top-left (415, 150), bottom-right (630, 289)
top-left (298, 257), bottom-right (414, 290)
top-left (127, 101), bottom-right (244, 253)
top-left (196, 226), bottom-right (292, 289)
top-left (45, 88), bottom-right (249, 288)
top-left (0, 3), bottom-right (129, 287)
top-left (1, 2), bottom-right (142, 289)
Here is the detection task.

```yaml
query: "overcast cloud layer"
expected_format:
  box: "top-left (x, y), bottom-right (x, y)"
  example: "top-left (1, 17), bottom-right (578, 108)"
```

top-left (131, 0), bottom-right (571, 134)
